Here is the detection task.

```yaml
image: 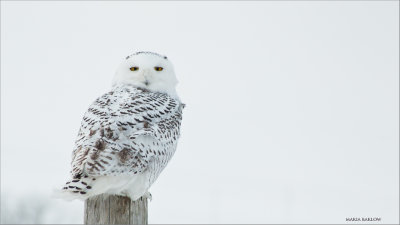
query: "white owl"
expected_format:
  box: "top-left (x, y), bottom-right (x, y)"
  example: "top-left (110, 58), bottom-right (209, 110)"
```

top-left (58, 52), bottom-right (184, 201)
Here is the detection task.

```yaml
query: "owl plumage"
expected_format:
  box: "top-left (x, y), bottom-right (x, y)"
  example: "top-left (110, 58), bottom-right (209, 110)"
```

top-left (57, 52), bottom-right (184, 201)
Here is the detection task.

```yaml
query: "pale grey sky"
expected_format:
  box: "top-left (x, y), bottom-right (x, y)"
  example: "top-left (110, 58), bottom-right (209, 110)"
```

top-left (1, 1), bottom-right (399, 224)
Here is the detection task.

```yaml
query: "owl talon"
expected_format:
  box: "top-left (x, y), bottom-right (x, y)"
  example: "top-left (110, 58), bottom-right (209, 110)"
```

top-left (143, 191), bottom-right (152, 201)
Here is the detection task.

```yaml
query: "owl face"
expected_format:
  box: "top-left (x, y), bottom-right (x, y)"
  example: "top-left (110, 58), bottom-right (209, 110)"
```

top-left (113, 52), bottom-right (178, 97)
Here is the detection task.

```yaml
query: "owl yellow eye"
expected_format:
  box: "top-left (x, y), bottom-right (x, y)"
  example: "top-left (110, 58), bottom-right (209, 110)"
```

top-left (130, 67), bottom-right (139, 71)
top-left (154, 67), bottom-right (163, 71)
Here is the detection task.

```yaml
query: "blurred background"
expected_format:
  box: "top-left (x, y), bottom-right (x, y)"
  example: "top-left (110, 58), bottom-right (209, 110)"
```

top-left (1, 1), bottom-right (399, 224)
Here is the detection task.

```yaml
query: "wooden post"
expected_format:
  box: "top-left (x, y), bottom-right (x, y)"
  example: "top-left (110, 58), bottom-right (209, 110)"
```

top-left (84, 194), bottom-right (148, 224)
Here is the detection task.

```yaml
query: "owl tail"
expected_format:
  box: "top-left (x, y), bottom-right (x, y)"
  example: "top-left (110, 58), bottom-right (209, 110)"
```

top-left (52, 175), bottom-right (96, 201)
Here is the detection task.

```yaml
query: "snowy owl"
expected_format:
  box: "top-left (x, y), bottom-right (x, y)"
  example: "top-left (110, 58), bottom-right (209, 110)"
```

top-left (58, 51), bottom-right (184, 201)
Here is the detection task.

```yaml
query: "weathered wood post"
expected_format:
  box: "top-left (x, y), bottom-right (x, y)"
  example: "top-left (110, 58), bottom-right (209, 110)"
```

top-left (84, 194), bottom-right (148, 224)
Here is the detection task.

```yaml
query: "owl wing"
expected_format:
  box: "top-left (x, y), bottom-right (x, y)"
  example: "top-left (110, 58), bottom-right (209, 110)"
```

top-left (70, 86), bottom-right (183, 178)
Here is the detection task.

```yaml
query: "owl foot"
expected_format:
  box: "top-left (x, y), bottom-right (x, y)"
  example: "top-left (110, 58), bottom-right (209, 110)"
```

top-left (143, 191), bottom-right (152, 201)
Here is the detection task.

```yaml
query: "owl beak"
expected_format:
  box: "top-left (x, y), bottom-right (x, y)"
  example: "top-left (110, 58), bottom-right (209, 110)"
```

top-left (142, 69), bottom-right (151, 86)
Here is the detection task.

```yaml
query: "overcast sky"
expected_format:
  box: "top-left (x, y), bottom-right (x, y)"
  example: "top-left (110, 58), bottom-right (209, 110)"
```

top-left (1, 1), bottom-right (399, 224)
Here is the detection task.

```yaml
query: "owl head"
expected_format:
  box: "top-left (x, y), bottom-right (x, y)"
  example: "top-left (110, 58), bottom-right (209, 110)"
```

top-left (112, 52), bottom-right (179, 98)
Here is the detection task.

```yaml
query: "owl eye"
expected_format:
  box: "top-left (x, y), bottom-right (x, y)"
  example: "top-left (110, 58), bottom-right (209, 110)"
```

top-left (130, 67), bottom-right (139, 71)
top-left (154, 67), bottom-right (163, 71)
